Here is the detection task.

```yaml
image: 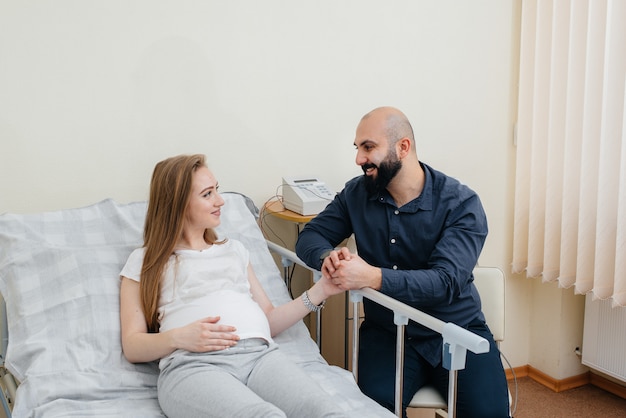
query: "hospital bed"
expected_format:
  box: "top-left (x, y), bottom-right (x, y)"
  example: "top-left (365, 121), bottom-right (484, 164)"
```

top-left (0, 192), bottom-right (487, 417)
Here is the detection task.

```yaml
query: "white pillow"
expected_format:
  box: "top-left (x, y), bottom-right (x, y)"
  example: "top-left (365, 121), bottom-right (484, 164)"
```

top-left (0, 199), bottom-right (163, 417)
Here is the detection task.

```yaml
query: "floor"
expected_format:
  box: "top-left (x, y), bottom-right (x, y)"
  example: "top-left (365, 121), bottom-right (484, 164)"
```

top-left (407, 377), bottom-right (626, 418)
top-left (510, 376), bottom-right (626, 418)
top-left (407, 376), bottom-right (626, 418)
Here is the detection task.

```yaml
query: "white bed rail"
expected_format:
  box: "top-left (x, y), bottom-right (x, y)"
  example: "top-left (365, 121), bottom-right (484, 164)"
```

top-left (264, 240), bottom-right (489, 418)
top-left (349, 289), bottom-right (489, 417)
top-left (265, 240), bottom-right (323, 346)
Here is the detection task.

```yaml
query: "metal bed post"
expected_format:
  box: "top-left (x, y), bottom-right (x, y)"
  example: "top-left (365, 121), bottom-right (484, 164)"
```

top-left (393, 313), bottom-right (408, 417)
top-left (312, 271), bottom-right (323, 347)
top-left (349, 291), bottom-right (411, 417)
top-left (350, 288), bottom-right (490, 418)
top-left (349, 291), bottom-right (362, 382)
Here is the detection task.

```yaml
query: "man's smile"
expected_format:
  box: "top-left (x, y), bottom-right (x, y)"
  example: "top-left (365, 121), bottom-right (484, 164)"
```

top-left (362, 163), bottom-right (377, 176)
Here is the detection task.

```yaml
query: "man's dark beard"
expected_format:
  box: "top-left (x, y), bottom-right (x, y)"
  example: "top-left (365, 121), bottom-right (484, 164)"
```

top-left (363, 158), bottom-right (402, 195)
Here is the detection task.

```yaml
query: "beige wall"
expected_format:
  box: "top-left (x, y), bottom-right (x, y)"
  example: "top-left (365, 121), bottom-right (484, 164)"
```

top-left (0, 0), bottom-right (586, 380)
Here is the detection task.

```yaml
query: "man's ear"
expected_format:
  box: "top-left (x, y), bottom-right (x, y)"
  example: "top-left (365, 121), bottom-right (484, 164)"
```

top-left (397, 137), bottom-right (412, 158)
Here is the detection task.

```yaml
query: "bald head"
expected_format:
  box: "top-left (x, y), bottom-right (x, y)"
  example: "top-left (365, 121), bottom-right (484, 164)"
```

top-left (360, 107), bottom-right (415, 149)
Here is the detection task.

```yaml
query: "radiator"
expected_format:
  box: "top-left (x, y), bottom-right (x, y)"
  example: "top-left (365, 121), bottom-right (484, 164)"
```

top-left (582, 295), bottom-right (626, 383)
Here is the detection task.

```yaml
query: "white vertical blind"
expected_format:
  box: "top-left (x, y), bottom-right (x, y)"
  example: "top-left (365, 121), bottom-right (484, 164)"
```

top-left (513, 0), bottom-right (626, 307)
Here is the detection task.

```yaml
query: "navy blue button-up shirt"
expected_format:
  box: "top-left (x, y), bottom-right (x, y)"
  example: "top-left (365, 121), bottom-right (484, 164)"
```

top-left (295, 162), bottom-right (488, 366)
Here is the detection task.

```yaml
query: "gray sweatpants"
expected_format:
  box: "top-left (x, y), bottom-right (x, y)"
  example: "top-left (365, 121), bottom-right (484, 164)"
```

top-left (158, 339), bottom-right (347, 418)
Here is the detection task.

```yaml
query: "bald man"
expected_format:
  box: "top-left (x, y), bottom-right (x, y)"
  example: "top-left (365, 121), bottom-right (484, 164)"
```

top-left (296, 107), bottom-right (510, 417)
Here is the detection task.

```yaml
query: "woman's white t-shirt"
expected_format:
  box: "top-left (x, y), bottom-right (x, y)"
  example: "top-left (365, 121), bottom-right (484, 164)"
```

top-left (120, 239), bottom-right (273, 343)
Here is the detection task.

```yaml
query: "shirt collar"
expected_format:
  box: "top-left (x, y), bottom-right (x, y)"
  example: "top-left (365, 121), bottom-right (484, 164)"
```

top-left (371, 162), bottom-right (433, 213)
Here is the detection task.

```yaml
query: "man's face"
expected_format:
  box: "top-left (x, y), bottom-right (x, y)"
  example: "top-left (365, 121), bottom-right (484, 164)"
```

top-left (354, 115), bottom-right (402, 195)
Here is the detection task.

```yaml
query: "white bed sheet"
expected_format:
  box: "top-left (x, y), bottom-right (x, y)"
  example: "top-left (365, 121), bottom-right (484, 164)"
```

top-left (0, 193), bottom-right (393, 417)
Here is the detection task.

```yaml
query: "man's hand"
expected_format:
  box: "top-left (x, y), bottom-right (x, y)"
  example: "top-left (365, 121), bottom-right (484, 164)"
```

top-left (320, 247), bottom-right (352, 280)
top-left (322, 248), bottom-right (382, 290)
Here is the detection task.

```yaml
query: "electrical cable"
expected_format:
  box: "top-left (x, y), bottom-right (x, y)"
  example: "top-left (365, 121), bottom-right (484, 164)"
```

top-left (258, 186), bottom-right (288, 248)
top-left (498, 348), bottom-right (518, 417)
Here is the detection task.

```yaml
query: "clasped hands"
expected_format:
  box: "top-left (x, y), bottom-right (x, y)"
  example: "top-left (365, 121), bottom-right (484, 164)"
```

top-left (320, 247), bottom-right (382, 291)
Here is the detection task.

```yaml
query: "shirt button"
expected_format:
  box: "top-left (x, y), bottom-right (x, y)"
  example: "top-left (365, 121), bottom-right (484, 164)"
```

top-left (393, 265), bottom-right (398, 270)
top-left (395, 210), bottom-right (399, 215)
top-left (390, 238), bottom-right (396, 244)
top-left (379, 197), bottom-right (384, 201)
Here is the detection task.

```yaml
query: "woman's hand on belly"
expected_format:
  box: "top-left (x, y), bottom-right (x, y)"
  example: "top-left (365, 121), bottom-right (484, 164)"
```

top-left (171, 316), bottom-right (240, 352)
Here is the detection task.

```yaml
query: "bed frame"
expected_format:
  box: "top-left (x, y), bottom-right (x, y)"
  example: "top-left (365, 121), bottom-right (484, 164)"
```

top-left (0, 192), bottom-right (486, 417)
top-left (268, 244), bottom-right (489, 418)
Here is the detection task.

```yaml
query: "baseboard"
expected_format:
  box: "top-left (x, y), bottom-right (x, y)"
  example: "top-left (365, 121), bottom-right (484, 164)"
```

top-left (506, 365), bottom-right (626, 399)
top-left (529, 366), bottom-right (590, 392)
top-left (589, 372), bottom-right (626, 400)
top-left (505, 365), bottom-right (529, 382)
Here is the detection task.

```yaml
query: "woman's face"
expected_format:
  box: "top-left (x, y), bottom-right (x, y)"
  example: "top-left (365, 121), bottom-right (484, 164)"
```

top-left (186, 166), bottom-right (224, 231)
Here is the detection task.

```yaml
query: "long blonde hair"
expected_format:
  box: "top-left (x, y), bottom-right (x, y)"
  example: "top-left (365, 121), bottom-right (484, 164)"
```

top-left (141, 154), bottom-right (221, 333)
